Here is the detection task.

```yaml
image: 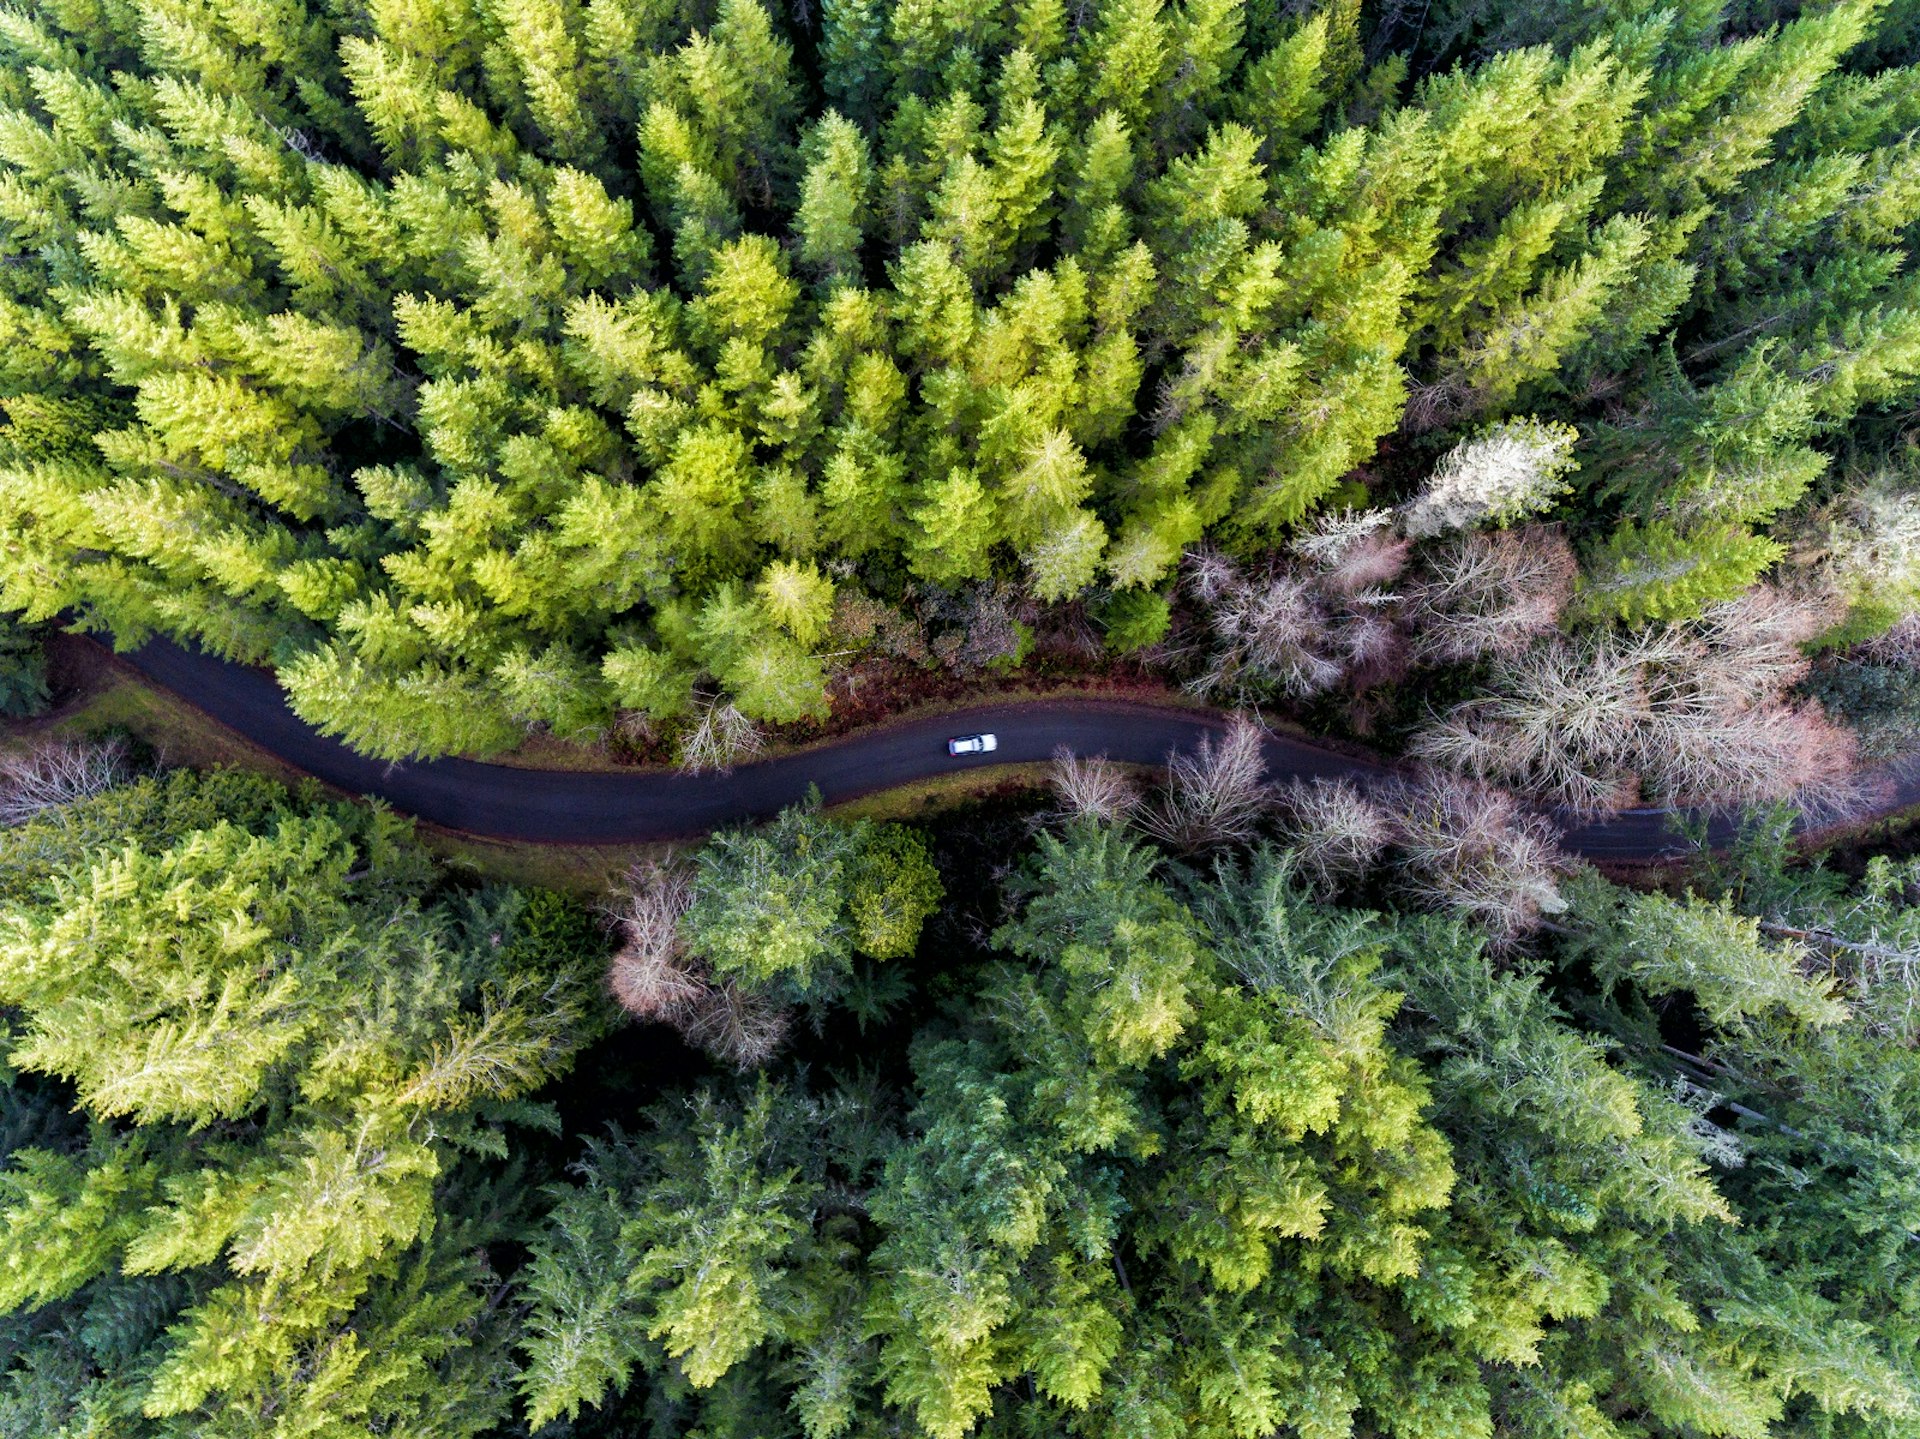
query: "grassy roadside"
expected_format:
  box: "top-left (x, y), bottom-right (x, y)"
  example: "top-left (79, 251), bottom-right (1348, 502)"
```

top-left (825, 762), bottom-right (1058, 823)
top-left (430, 764), bottom-right (1091, 889)
top-left (825, 759), bottom-right (1167, 824)
top-left (28, 636), bottom-right (315, 785)
top-left (420, 831), bottom-right (670, 894)
top-left (1801, 793), bottom-right (1920, 870)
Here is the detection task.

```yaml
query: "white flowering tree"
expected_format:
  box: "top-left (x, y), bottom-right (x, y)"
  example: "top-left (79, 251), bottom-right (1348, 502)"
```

top-left (1400, 417), bottom-right (1581, 538)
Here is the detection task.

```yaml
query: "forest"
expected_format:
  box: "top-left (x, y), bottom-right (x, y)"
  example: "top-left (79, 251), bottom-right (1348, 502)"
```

top-left (2, 741), bottom-right (1920, 1438)
top-left (0, 0), bottom-right (1915, 789)
top-left (6, 0), bottom-right (1920, 1433)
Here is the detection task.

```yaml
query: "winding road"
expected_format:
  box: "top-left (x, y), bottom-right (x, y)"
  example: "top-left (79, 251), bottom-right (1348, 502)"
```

top-left (100, 635), bottom-right (1920, 859)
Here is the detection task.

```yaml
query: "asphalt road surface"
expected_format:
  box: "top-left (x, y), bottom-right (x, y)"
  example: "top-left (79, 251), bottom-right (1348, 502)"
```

top-left (104, 636), bottom-right (1920, 859)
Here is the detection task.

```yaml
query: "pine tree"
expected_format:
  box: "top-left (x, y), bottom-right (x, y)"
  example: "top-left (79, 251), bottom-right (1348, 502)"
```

top-left (5, 0), bottom-right (1920, 767)
top-left (1574, 518), bottom-right (1784, 624)
top-left (0, 769), bottom-right (607, 1437)
top-left (908, 468), bottom-right (1000, 583)
top-left (1563, 875), bottom-right (1849, 1031)
top-left (755, 559), bottom-right (836, 646)
top-left (849, 826), bottom-right (943, 958)
top-left (680, 801), bottom-right (942, 999)
top-left (796, 113), bottom-right (874, 286)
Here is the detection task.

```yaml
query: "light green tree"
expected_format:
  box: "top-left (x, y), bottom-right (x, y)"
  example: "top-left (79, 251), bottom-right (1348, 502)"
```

top-left (0, 768), bottom-right (607, 1438)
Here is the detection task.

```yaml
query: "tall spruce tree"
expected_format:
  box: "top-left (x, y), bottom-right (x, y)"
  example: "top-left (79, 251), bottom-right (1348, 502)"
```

top-left (519, 824), bottom-right (1916, 1438)
top-left (7, 0), bottom-right (1920, 753)
top-left (0, 764), bottom-right (611, 1436)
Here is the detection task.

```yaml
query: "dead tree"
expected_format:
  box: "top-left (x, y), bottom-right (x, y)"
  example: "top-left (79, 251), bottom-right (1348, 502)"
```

top-left (1142, 715), bottom-right (1273, 850)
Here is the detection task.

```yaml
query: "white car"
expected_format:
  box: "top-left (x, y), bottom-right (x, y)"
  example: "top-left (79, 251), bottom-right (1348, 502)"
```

top-left (947, 733), bottom-right (999, 756)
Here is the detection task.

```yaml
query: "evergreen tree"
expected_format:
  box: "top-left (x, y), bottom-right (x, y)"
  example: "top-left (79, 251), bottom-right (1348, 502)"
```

top-left (0, 617), bottom-right (47, 717)
top-left (0, 766), bottom-right (610, 1437)
top-left (1, 0), bottom-right (1919, 779)
top-left (1574, 518), bottom-right (1785, 624)
top-left (522, 820), bottom-right (1920, 1439)
top-left (679, 800), bottom-right (943, 1002)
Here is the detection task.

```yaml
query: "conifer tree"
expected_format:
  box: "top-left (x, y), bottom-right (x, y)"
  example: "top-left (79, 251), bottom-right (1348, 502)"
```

top-left (0, 767), bottom-right (609, 1437)
top-left (521, 822), bottom-right (1920, 1439)
top-left (678, 801), bottom-right (943, 1003)
top-left (4, 0), bottom-right (1920, 762)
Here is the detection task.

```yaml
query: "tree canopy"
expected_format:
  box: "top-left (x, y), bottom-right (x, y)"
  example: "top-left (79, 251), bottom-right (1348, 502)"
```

top-left (8, 0), bottom-right (1920, 1425)
top-left (519, 817), bottom-right (1920, 1439)
top-left (0, 741), bottom-right (1917, 1437)
top-left (0, 764), bottom-right (611, 1437)
top-left (1, 0), bottom-right (1917, 754)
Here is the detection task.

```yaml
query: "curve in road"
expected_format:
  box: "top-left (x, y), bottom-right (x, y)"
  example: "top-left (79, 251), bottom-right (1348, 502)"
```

top-left (98, 635), bottom-right (1920, 860)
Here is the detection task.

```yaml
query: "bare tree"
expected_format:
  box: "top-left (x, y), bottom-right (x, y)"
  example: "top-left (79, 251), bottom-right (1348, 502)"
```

top-left (1334, 602), bottom-right (1410, 690)
top-left (1688, 582), bottom-right (1840, 706)
top-left (612, 708), bottom-right (657, 752)
top-left (1400, 377), bottom-right (1467, 434)
top-left (1410, 631), bottom-right (1654, 813)
top-left (680, 983), bottom-right (792, 1070)
top-left (0, 737), bottom-right (132, 827)
top-left (832, 589), bottom-right (931, 664)
top-left (1142, 715), bottom-right (1273, 849)
top-left (676, 700), bottom-right (766, 774)
top-left (607, 861), bottom-right (705, 1024)
top-left (1412, 591), bottom-right (1869, 815)
top-left (1404, 525), bottom-right (1577, 664)
top-left (1862, 613), bottom-right (1920, 668)
top-left (1184, 546), bottom-right (1244, 608)
top-left (1399, 417), bottom-right (1579, 538)
top-left (607, 859), bottom-right (793, 1068)
top-left (1631, 586), bottom-right (1858, 817)
top-left (1188, 562), bottom-right (1344, 701)
top-left (925, 581), bottom-right (1033, 672)
top-left (1292, 509), bottom-right (1410, 595)
top-left (1383, 774), bottom-right (1568, 945)
top-left (1183, 543), bottom-right (1409, 704)
top-left (1235, 573), bottom-right (1345, 697)
top-left (1804, 469), bottom-right (1920, 620)
top-left (1638, 691), bottom-right (1864, 819)
top-left (1272, 777), bottom-right (1392, 892)
top-left (1049, 746), bottom-right (1142, 824)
